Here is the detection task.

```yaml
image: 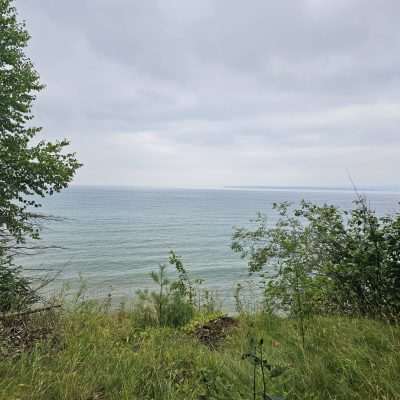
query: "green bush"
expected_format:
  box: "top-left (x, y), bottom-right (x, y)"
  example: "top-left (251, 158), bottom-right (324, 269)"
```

top-left (133, 261), bottom-right (195, 328)
top-left (0, 256), bottom-right (38, 312)
top-left (132, 252), bottom-right (220, 328)
top-left (232, 197), bottom-right (400, 319)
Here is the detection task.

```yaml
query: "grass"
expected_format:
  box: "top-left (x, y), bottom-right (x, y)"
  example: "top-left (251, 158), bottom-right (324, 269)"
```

top-left (0, 303), bottom-right (399, 400)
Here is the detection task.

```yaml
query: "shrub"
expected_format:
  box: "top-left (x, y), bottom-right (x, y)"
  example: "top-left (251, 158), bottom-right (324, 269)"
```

top-left (133, 260), bottom-right (195, 328)
top-left (0, 256), bottom-right (39, 312)
top-left (232, 197), bottom-right (400, 319)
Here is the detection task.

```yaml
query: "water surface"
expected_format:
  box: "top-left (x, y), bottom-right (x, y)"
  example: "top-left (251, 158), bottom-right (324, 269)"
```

top-left (18, 186), bottom-right (400, 306)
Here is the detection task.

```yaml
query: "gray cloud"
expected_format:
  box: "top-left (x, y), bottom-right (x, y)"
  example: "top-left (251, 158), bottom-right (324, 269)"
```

top-left (17, 0), bottom-right (400, 187)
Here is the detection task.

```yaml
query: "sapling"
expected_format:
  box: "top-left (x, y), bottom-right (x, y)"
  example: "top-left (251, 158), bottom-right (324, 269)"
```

top-left (150, 264), bottom-right (170, 326)
top-left (242, 336), bottom-right (286, 400)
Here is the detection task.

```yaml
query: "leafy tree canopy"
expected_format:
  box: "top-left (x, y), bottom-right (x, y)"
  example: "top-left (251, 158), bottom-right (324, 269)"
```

top-left (0, 0), bottom-right (81, 249)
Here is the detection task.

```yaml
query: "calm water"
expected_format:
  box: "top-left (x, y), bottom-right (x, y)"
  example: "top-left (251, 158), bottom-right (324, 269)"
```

top-left (18, 186), bottom-right (400, 306)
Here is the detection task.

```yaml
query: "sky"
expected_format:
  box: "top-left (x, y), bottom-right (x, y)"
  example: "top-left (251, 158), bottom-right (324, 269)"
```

top-left (17, 0), bottom-right (400, 188)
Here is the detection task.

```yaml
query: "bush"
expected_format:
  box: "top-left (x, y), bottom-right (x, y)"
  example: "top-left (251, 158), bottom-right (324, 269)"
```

top-left (132, 252), bottom-right (221, 328)
top-left (0, 256), bottom-right (39, 313)
top-left (232, 197), bottom-right (400, 319)
top-left (133, 260), bottom-right (195, 328)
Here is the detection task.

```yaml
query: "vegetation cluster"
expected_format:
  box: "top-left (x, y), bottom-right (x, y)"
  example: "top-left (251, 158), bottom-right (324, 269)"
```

top-left (232, 198), bottom-right (400, 346)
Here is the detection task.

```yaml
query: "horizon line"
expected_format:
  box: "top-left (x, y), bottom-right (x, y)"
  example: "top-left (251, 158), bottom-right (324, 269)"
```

top-left (68, 183), bottom-right (400, 193)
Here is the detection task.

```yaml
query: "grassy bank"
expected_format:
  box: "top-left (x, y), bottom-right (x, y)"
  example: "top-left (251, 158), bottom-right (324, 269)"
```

top-left (1, 304), bottom-right (399, 400)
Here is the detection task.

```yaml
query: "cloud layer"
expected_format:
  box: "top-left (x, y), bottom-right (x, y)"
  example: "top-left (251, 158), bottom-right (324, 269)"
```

top-left (18, 0), bottom-right (400, 187)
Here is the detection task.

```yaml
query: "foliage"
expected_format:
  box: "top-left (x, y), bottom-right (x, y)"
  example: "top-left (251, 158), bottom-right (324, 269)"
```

top-left (133, 252), bottom-right (220, 328)
top-left (134, 262), bottom-right (194, 328)
top-left (242, 337), bottom-right (286, 400)
top-left (169, 250), bottom-right (218, 313)
top-left (169, 251), bottom-right (196, 303)
top-left (0, 0), bottom-right (80, 309)
top-left (1, 307), bottom-right (399, 399)
top-left (232, 198), bottom-right (400, 319)
top-left (0, 256), bottom-right (38, 312)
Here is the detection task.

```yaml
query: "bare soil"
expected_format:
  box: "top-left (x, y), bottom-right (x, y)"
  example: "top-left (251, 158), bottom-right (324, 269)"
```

top-left (193, 316), bottom-right (238, 348)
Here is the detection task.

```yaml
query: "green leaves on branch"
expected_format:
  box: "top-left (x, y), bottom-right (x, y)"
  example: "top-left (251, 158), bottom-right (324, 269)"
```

top-left (1, 0), bottom-right (81, 310)
top-left (0, 0), bottom-right (81, 245)
top-left (232, 198), bottom-right (400, 319)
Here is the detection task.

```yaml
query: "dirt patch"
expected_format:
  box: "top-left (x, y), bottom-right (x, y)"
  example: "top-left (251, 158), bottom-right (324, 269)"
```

top-left (0, 313), bottom-right (59, 358)
top-left (193, 316), bottom-right (238, 348)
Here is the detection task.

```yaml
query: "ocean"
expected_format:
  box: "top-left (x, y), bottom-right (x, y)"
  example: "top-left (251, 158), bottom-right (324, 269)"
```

top-left (18, 186), bottom-right (400, 307)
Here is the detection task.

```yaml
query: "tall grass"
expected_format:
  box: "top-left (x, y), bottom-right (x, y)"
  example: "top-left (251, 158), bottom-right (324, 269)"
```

top-left (1, 302), bottom-right (399, 400)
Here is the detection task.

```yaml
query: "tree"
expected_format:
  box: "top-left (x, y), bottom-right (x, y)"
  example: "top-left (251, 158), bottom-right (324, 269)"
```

top-left (0, 0), bottom-right (81, 310)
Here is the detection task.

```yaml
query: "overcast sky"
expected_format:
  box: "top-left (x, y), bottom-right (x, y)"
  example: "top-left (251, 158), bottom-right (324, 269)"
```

top-left (18, 0), bottom-right (400, 188)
